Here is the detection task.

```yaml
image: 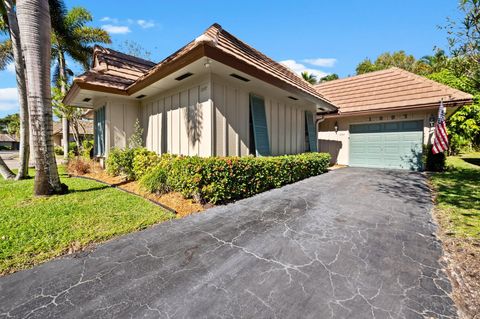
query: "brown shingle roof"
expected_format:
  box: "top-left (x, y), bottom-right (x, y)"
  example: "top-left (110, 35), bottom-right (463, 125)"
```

top-left (52, 121), bottom-right (93, 136)
top-left (0, 134), bottom-right (18, 142)
top-left (315, 67), bottom-right (473, 115)
top-left (66, 23), bottom-right (334, 109)
top-left (74, 46), bottom-right (156, 91)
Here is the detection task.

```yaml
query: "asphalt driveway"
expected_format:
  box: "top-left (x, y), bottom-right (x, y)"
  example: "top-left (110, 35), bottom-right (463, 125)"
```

top-left (0, 168), bottom-right (456, 318)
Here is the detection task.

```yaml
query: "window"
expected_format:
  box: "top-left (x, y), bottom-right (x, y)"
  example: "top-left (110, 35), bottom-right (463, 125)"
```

top-left (305, 111), bottom-right (317, 152)
top-left (249, 95), bottom-right (270, 156)
top-left (94, 106), bottom-right (105, 156)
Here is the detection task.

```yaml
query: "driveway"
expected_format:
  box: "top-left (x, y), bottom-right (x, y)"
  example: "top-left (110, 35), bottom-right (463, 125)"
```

top-left (0, 168), bottom-right (456, 318)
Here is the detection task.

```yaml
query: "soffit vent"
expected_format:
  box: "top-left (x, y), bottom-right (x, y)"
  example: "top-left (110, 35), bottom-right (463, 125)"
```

top-left (82, 98), bottom-right (91, 102)
top-left (288, 96), bottom-right (299, 101)
top-left (136, 94), bottom-right (147, 99)
top-left (175, 72), bottom-right (193, 81)
top-left (230, 73), bottom-right (250, 82)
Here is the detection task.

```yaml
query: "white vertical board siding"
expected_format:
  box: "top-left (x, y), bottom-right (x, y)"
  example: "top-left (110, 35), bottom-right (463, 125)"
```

top-left (237, 90), bottom-right (249, 156)
top-left (107, 98), bottom-right (140, 153)
top-left (139, 79), bottom-right (213, 157)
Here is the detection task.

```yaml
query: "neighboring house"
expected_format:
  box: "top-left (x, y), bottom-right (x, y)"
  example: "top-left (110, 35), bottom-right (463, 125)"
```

top-left (52, 121), bottom-right (94, 147)
top-left (0, 134), bottom-right (19, 150)
top-left (64, 23), bottom-right (337, 159)
top-left (315, 67), bottom-right (473, 170)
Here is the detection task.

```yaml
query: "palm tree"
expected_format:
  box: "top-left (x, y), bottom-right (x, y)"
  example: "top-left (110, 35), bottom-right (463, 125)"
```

top-left (420, 49), bottom-right (449, 73)
top-left (301, 71), bottom-right (317, 85)
top-left (51, 7), bottom-right (110, 159)
top-left (17, 0), bottom-right (65, 195)
top-left (0, 0), bottom-right (29, 180)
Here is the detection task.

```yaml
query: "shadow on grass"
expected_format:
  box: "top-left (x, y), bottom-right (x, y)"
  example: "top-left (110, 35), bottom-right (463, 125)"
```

top-left (434, 167), bottom-right (479, 210)
top-left (462, 157), bottom-right (480, 167)
top-left (68, 184), bottom-right (111, 194)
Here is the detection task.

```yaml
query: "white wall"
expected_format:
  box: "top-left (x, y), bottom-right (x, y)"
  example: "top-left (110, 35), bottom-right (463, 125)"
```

top-left (211, 74), bottom-right (315, 156)
top-left (140, 75), bottom-right (213, 157)
top-left (318, 109), bottom-right (436, 165)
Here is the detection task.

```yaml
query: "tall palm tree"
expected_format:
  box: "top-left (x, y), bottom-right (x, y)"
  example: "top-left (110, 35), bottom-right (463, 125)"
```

top-left (301, 71), bottom-right (318, 85)
top-left (51, 7), bottom-right (110, 159)
top-left (420, 49), bottom-right (449, 73)
top-left (0, 0), bottom-right (29, 180)
top-left (17, 0), bottom-right (65, 195)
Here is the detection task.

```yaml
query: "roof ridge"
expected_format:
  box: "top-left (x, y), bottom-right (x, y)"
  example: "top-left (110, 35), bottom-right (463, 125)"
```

top-left (93, 45), bottom-right (156, 67)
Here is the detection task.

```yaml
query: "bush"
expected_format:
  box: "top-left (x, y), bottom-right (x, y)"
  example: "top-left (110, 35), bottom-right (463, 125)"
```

top-left (106, 148), bottom-right (136, 179)
top-left (132, 148), bottom-right (160, 179)
top-left (82, 139), bottom-right (94, 159)
top-left (423, 145), bottom-right (446, 172)
top-left (139, 165), bottom-right (169, 194)
top-left (67, 157), bottom-right (91, 175)
top-left (54, 145), bottom-right (64, 156)
top-left (141, 152), bottom-right (331, 204)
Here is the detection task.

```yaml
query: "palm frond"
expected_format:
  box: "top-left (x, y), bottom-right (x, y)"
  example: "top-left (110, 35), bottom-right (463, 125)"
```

top-left (0, 38), bottom-right (13, 70)
top-left (74, 26), bottom-right (111, 44)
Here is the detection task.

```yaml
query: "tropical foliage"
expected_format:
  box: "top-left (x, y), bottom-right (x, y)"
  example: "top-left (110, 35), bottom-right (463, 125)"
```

top-left (301, 71), bottom-right (317, 84)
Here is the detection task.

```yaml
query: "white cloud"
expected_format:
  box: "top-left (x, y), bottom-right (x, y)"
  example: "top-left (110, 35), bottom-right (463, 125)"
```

top-left (0, 88), bottom-right (19, 112)
top-left (280, 59), bottom-right (329, 79)
top-left (100, 17), bottom-right (119, 23)
top-left (137, 19), bottom-right (155, 29)
top-left (303, 58), bottom-right (337, 68)
top-left (101, 24), bottom-right (131, 34)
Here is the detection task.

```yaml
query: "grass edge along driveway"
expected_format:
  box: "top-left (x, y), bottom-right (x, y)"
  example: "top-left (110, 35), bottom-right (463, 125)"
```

top-left (0, 171), bottom-right (174, 275)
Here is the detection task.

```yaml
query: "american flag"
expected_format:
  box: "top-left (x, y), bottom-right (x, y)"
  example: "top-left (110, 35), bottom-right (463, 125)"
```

top-left (432, 100), bottom-right (449, 154)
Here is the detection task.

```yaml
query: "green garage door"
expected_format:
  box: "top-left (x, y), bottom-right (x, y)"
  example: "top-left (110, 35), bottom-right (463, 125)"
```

top-left (349, 120), bottom-right (424, 170)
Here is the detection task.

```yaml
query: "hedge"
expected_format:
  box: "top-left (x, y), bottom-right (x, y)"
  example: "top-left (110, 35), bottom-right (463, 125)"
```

top-left (139, 152), bottom-right (331, 204)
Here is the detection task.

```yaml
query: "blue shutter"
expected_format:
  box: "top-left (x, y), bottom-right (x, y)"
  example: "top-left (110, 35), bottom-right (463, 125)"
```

top-left (250, 95), bottom-right (270, 156)
top-left (94, 106), bottom-right (105, 156)
top-left (305, 111), bottom-right (317, 152)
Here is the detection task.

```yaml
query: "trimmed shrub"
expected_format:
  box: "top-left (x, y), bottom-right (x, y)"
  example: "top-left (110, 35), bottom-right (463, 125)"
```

top-left (82, 139), bottom-right (94, 159)
top-left (132, 148), bottom-right (160, 179)
top-left (141, 152), bottom-right (330, 204)
top-left (423, 145), bottom-right (446, 172)
top-left (139, 165), bottom-right (169, 194)
top-left (106, 147), bottom-right (136, 179)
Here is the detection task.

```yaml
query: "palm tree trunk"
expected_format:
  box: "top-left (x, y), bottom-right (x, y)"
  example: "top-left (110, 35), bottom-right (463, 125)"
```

top-left (58, 51), bottom-right (69, 162)
top-left (17, 0), bottom-right (66, 195)
top-left (4, 0), bottom-right (30, 180)
top-left (0, 156), bottom-right (15, 180)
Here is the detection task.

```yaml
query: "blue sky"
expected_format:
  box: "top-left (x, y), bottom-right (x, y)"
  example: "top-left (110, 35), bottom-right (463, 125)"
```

top-left (0, 0), bottom-right (463, 117)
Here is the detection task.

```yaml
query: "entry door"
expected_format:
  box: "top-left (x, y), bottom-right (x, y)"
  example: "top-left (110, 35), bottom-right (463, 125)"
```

top-left (349, 120), bottom-right (424, 170)
top-left (94, 106), bottom-right (105, 156)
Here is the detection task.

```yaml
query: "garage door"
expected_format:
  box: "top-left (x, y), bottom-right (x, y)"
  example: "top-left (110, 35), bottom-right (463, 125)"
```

top-left (349, 120), bottom-right (424, 170)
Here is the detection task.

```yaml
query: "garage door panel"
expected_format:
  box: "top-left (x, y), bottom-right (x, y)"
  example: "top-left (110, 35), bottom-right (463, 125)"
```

top-left (349, 120), bottom-right (423, 170)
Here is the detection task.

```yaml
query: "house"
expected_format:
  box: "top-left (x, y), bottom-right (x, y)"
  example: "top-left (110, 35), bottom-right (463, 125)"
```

top-left (0, 133), bottom-right (19, 150)
top-left (52, 120), bottom-right (94, 147)
top-left (64, 23), bottom-right (337, 159)
top-left (315, 67), bottom-right (473, 170)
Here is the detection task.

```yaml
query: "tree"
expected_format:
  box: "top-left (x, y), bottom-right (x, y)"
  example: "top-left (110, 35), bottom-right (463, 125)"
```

top-left (1, 0), bottom-right (30, 180)
top-left (356, 51), bottom-right (431, 75)
top-left (17, 0), bottom-right (66, 195)
top-left (444, 0), bottom-right (480, 88)
top-left (319, 73), bottom-right (339, 83)
top-left (420, 48), bottom-right (449, 73)
top-left (428, 69), bottom-right (480, 153)
top-left (301, 71), bottom-right (317, 85)
top-left (117, 40), bottom-right (151, 60)
top-left (51, 6), bottom-right (110, 160)
top-left (128, 118), bottom-right (143, 149)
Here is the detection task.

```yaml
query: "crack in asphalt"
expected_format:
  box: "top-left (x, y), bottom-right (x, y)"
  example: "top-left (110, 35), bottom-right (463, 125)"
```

top-left (0, 168), bottom-right (457, 318)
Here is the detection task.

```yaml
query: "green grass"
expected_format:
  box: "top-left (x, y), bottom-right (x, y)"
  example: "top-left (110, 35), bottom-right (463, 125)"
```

top-left (430, 152), bottom-right (480, 239)
top-left (0, 169), bottom-right (174, 275)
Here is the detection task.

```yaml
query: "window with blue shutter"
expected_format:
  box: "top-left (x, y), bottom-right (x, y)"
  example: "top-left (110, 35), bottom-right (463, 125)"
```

top-left (94, 106), bottom-right (105, 156)
top-left (305, 111), bottom-right (317, 152)
top-left (249, 95), bottom-right (270, 156)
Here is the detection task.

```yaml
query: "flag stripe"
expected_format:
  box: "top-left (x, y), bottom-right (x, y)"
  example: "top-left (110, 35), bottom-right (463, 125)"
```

top-left (432, 100), bottom-right (448, 154)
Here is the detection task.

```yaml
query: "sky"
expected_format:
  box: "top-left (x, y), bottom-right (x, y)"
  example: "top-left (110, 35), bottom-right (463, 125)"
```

top-left (0, 0), bottom-right (464, 117)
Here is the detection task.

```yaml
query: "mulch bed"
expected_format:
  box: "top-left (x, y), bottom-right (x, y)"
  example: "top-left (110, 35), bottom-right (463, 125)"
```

top-left (71, 164), bottom-right (205, 218)
top-left (434, 211), bottom-right (480, 319)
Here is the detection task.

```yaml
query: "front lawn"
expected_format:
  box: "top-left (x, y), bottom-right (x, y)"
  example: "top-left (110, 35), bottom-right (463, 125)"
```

top-left (0, 169), bottom-right (174, 275)
top-left (429, 152), bottom-right (480, 318)
top-left (430, 152), bottom-right (480, 238)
